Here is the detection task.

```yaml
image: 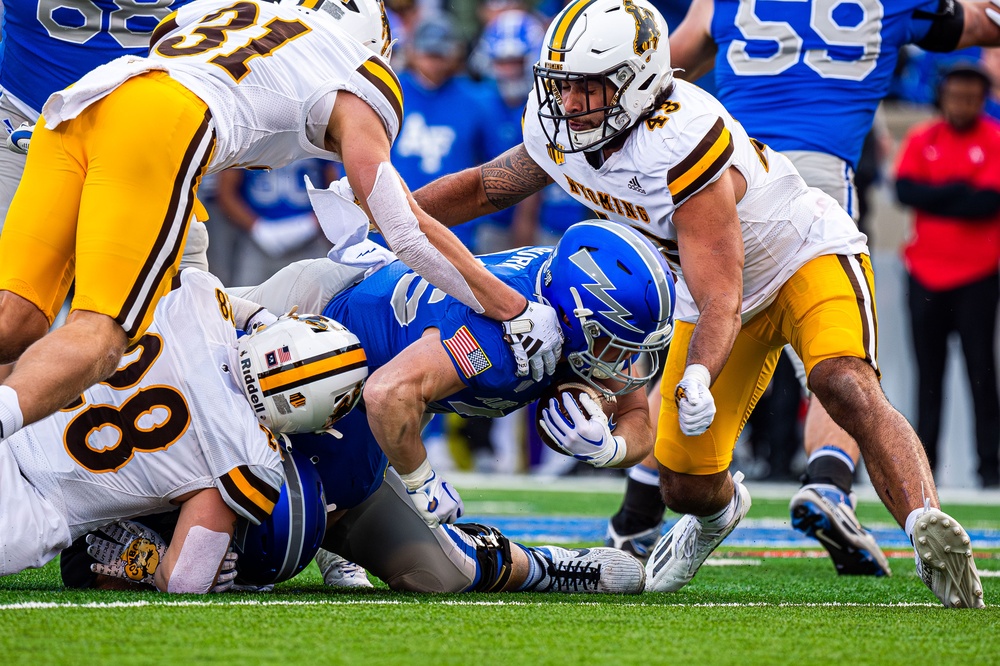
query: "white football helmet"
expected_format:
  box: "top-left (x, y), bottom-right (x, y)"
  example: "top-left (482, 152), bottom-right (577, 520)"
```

top-left (285, 0), bottom-right (394, 60)
top-left (533, 0), bottom-right (673, 152)
top-left (237, 313), bottom-right (368, 434)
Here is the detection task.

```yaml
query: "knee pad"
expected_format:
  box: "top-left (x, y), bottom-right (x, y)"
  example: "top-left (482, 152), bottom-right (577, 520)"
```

top-left (450, 523), bottom-right (514, 593)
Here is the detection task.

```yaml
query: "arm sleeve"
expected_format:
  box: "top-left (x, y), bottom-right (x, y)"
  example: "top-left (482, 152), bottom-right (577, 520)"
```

top-left (896, 178), bottom-right (1000, 219)
top-left (912, 0), bottom-right (965, 52)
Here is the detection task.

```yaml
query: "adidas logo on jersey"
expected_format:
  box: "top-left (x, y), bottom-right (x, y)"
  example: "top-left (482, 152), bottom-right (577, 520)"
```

top-left (627, 176), bottom-right (646, 195)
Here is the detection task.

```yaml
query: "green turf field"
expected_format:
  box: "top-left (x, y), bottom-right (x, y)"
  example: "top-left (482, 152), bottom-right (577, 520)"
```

top-left (2, 489), bottom-right (997, 666)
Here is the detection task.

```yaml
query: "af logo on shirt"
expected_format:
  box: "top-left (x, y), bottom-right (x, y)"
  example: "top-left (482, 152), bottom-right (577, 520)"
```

top-left (396, 113), bottom-right (457, 173)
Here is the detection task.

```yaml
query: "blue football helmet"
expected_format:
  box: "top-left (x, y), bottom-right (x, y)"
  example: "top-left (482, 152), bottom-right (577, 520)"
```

top-left (539, 220), bottom-right (675, 396)
top-left (234, 436), bottom-right (327, 587)
top-left (472, 9), bottom-right (545, 105)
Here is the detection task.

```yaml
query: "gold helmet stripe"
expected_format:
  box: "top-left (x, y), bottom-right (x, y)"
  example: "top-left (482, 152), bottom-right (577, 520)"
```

top-left (548, 0), bottom-right (598, 63)
top-left (258, 346), bottom-right (368, 396)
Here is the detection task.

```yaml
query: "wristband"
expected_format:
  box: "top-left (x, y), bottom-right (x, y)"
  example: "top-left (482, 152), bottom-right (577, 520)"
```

top-left (398, 458), bottom-right (434, 491)
top-left (682, 363), bottom-right (711, 387)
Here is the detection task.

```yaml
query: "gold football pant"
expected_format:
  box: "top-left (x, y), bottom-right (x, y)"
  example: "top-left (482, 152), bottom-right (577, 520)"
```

top-left (0, 71), bottom-right (215, 344)
top-left (655, 253), bottom-right (879, 475)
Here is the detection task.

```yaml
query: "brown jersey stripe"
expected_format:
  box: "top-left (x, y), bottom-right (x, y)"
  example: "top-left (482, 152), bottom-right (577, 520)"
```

top-left (357, 57), bottom-right (403, 134)
top-left (150, 11), bottom-right (179, 48)
top-left (220, 465), bottom-right (279, 524)
top-left (667, 117), bottom-right (734, 201)
top-left (669, 122), bottom-right (734, 203)
top-left (116, 110), bottom-right (215, 339)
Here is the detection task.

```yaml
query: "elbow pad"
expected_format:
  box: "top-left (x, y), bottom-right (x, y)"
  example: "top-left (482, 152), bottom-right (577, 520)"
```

top-left (914, 0), bottom-right (965, 52)
top-left (368, 162), bottom-right (484, 313)
top-left (166, 526), bottom-right (232, 594)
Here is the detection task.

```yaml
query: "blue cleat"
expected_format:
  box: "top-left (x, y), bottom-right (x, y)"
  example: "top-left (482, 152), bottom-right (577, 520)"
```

top-left (790, 483), bottom-right (891, 577)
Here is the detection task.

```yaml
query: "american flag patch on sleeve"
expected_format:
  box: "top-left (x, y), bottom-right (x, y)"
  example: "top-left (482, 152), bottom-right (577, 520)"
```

top-left (443, 326), bottom-right (492, 378)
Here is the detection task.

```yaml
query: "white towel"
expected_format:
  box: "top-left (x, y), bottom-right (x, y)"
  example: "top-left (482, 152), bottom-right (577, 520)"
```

top-left (42, 56), bottom-right (167, 127)
top-left (306, 175), bottom-right (397, 276)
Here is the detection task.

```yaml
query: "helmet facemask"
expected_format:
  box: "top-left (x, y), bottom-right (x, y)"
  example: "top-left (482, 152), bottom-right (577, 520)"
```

top-left (533, 63), bottom-right (636, 153)
top-left (565, 287), bottom-right (673, 397)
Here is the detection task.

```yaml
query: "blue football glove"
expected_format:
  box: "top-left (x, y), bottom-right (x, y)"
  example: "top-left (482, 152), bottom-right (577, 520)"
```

top-left (6, 122), bottom-right (33, 155)
top-left (398, 460), bottom-right (464, 528)
top-left (539, 392), bottom-right (627, 468)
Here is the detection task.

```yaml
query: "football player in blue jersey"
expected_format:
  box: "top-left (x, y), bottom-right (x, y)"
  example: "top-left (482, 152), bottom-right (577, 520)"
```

top-left (221, 219), bottom-right (675, 593)
top-left (78, 219), bottom-right (675, 594)
top-left (597, 0), bottom-right (1000, 579)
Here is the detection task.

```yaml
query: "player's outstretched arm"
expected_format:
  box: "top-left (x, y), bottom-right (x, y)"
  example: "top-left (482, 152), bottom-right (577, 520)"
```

top-left (669, 0), bottom-right (719, 81)
top-left (413, 144), bottom-right (552, 228)
top-left (672, 168), bottom-right (745, 437)
top-left (329, 92), bottom-right (525, 319)
top-left (363, 331), bottom-right (468, 528)
top-left (154, 488), bottom-right (237, 593)
top-left (605, 384), bottom-right (655, 467)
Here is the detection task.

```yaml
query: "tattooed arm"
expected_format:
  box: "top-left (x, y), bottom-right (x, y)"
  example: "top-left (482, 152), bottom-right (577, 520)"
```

top-left (413, 144), bottom-right (553, 227)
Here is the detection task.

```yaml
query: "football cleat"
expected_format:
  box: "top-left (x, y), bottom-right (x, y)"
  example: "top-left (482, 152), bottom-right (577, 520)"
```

top-left (790, 484), bottom-right (891, 577)
top-left (911, 509), bottom-right (985, 608)
top-left (645, 472), bottom-right (751, 592)
top-left (530, 546), bottom-right (645, 594)
top-left (604, 520), bottom-right (663, 562)
top-left (315, 549), bottom-right (374, 589)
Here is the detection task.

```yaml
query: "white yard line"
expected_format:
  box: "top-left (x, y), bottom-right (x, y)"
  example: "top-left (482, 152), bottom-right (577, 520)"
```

top-left (0, 599), bottom-right (946, 610)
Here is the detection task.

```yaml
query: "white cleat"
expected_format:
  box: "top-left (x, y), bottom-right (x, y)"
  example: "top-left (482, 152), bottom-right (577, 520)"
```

top-left (315, 549), bottom-right (374, 589)
top-left (912, 509), bottom-right (985, 609)
top-left (531, 546), bottom-right (646, 594)
top-left (645, 471), bottom-right (752, 592)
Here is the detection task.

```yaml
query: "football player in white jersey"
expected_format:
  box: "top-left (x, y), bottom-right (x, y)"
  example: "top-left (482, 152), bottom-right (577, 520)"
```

top-left (0, 267), bottom-right (367, 593)
top-left (0, 0), bottom-right (562, 458)
top-left (413, 0), bottom-right (985, 608)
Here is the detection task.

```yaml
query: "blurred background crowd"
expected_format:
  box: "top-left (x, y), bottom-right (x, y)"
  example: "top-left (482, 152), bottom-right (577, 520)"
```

top-left (5, 0), bottom-right (1000, 487)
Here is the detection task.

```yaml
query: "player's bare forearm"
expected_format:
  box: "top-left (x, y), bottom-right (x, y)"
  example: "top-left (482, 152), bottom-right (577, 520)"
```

top-left (957, 1), bottom-right (1000, 48)
top-left (364, 334), bottom-right (466, 475)
top-left (670, 0), bottom-right (718, 81)
top-left (608, 387), bottom-right (654, 467)
top-left (412, 166), bottom-right (496, 226)
top-left (481, 144), bottom-right (552, 211)
top-left (674, 171), bottom-right (744, 381)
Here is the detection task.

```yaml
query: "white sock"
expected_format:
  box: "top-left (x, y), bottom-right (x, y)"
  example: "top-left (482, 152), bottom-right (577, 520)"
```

top-left (700, 489), bottom-right (738, 530)
top-left (627, 463), bottom-right (660, 487)
top-left (904, 506), bottom-right (930, 543)
top-left (0, 385), bottom-right (24, 441)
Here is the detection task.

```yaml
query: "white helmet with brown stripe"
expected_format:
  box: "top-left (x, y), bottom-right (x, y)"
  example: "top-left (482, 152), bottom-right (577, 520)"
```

top-left (282, 0), bottom-right (394, 60)
top-left (237, 313), bottom-right (368, 434)
top-left (533, 0), bottom-right (672, 152)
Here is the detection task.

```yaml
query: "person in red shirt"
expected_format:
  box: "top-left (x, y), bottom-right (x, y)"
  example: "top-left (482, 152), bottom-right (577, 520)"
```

top-left (895, 62), bottom-right (1000, 488)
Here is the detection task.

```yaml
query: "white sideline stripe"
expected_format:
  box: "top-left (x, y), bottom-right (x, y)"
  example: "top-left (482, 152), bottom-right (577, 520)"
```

top-left (703, 559), bottom-right (763, 567)
top-left (0, 599), bottom-right (944, 611)
top-left (980, 570), bottom-right (1000, 577)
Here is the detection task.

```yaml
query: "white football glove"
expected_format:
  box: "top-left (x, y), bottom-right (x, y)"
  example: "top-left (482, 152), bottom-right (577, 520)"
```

top-left (987, 0), bottom-right (1000, 28)
top-left (86, 521), bottom-right (168, 586)
top-left (502, 300), bottom-right (564, 381)
top-left (539, 392), bottom-right (627, 468)
top-left (398, 459), bottom-right (464, 528)
top-left (249, 213), bottom-right (319, 258)
top-left (674, 364), bottom-right (716, 436)
top-left (5, 122), bottom-right (33, 155)
top-left (211, 548), bottom-right (239, 594)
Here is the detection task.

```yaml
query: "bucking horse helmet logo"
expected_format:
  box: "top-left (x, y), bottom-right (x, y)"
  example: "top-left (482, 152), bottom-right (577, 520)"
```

top-left (623, 0), bottom-right (660, 57)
